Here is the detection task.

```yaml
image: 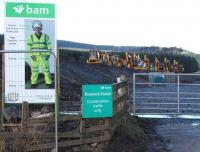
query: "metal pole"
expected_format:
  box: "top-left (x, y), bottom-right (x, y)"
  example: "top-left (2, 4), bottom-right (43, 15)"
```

top-left (0, 50), bottom-right (50, 53)
top-left (48, 51), bottom-right (58, 152)
top-left (177, 74), bottom-right (180, 114)
top-left (55, 54), bottom-right (58, 152)
top-left (133, 73), bottom-right (136, 114)
top-left (0, 52), bottom-right (4, 128)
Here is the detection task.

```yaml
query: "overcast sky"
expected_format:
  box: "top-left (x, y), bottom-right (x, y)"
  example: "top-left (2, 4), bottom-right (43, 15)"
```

top-left (1, 0), bottom-right (200, 54)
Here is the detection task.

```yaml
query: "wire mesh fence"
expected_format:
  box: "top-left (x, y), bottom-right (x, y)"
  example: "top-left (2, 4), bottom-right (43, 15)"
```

top-left (0, 51), bottom-right (57, 152)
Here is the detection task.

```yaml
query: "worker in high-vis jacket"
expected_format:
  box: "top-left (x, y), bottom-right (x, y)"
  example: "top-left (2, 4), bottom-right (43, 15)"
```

top-left (27, 20), bottom-right (52, 88)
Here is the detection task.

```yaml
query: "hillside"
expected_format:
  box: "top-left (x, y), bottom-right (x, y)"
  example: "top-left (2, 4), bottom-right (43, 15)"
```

top-left (60, 55), bottom-right (136, 111)
top-left (0, 33), bottom-right (197, 55)
top-left (58, 40), bottom-right (184, 54)
top-left (58, 40), bottom-right (140, 52)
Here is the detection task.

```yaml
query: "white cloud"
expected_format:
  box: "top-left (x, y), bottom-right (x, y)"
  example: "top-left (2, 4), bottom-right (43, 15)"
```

top-left (0, 1), bottom-right (4, 32)
top-left (1, 0), bottom-right (200, 54)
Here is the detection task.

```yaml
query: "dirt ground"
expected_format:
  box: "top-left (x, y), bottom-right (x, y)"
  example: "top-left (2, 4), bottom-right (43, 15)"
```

top-left (104, 115), bottom-right (170, 152)
top-left (105, 117), bottom-right (200, 152)
top-left (60, 59), bottom-right (135, 111)
top-left (155, 118), bottom-right (200, 152)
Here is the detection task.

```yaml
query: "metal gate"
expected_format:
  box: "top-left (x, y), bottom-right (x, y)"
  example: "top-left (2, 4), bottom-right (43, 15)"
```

top-left (132, 73), bottom-right (200, 117)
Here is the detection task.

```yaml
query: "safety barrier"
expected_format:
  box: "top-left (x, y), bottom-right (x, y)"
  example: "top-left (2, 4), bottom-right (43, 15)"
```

top-left (0, 75), bottom-right (128, 151)
top-left (0, 51), bottom-right (57, 151)
top-left (133, 73), bottom-right (200, 116)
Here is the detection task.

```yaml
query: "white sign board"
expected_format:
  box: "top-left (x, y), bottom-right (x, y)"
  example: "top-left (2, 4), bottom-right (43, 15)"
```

top-left (5, 1), bottom-right (56, 103)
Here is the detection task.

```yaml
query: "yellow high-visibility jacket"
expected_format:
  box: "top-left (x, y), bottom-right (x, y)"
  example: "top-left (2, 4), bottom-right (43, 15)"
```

top-left (27, 33), bottom-right (52, 56)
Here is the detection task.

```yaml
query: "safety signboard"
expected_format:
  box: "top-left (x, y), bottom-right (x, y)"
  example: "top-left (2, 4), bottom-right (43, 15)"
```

top-left (82, 84), bottom-right (113, 118)
top-left (4, 1), bottom-right (56, 103)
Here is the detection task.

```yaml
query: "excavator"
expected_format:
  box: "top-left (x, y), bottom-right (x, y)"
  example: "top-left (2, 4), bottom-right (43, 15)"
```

top-left (154, 57), bottom-right (160, 72)
top-left (124, 52), bottom-right (150, 71)
top-left (108, 52), bottom-right (114, 65)
top-left (143, 54), bottom-right (150, 70)
top-left (112, 55), bottom-right (124, 67)
top-left (159, 57), bottom-right (171, 72)
top-left (163, 58), bottom-right (171, 72)
top-left (171, 59), bottom-right (184, 73)
top-left (133, 53), bottom-right (145, 70)
top-left (125, 52), bottom-right (133, 68)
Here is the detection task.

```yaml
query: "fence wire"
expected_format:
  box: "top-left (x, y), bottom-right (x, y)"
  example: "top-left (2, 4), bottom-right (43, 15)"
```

top-left (0, 51), bottom-right (57, 152)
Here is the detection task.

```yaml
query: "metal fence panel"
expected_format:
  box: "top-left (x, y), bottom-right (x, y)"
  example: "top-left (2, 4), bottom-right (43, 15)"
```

top-left (0, 51), bottom-right (57, 152)
top-left (133, 73), bottom-right (200, 116)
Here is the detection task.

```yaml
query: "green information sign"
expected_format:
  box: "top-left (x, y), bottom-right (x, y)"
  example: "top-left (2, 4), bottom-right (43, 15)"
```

top-left (82, 84), bottom-right (113, 118)
top-left (6, 2), bottom-right (55, 18)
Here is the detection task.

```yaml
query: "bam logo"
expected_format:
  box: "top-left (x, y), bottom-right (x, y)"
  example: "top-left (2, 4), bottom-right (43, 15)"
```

top-left (7, 2), bottom-right (54, 18)
top-left (13, 5), bottom-right (24, 14)
top-left (13, 4), bottom-right (49, 15)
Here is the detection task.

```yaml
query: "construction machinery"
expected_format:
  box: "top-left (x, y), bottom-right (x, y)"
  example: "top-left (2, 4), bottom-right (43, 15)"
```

top-left (125, 52), bottom-right (133, 68)
top-left (86, 50), bottom-right (184, 73)
top-left (133, 53), bottom-right (146, 70)
top-left (143, 54), bottom-right (150, 70)
top-left (163, 57), bottom-right (171, 72)
top-left (108, 52), bottom-right (114, 65)
top-left (154, 57), bottom-right (160, 72)
top-left (112, 55), bottom-right (124, 67)
top-left (101, 52), bottom-right (109, 64)
top-left (86, 50), bottom-right (101, 64)
top-left (159, 57), bottom-right (171, 72)
top-left (171, 59), bottom-right (184, 73)
top-left (124, 52), bottom-right (144, 70)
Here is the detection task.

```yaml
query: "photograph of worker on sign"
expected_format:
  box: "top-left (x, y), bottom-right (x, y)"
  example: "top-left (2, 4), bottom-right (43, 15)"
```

top-left (25, 19), bottom-right (55, 89)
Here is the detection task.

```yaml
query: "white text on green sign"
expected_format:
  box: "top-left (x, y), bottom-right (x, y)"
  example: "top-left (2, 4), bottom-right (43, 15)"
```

top-left (6, 2), bottom-right (55, 18)
top-left (82, 84), bottom-right (113, 118)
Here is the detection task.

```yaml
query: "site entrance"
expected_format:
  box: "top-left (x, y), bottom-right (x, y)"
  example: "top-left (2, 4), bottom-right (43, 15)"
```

top-left (132, 73), bottom-right (200, 117)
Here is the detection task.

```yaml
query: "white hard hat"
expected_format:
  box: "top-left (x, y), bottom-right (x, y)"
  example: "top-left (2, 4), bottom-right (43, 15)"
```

top-left (32, 20), bottom-right (43, 28)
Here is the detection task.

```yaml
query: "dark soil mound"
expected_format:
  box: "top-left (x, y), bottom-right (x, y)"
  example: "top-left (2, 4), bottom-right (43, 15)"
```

top-left (60, 58), bottom-right (134, 111)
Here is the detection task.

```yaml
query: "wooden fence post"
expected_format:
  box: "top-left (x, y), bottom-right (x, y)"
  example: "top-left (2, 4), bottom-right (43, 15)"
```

top-left (21, 101), bottom-right (29, 131)
top-left (80, 118), bottom-right (85, 134)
